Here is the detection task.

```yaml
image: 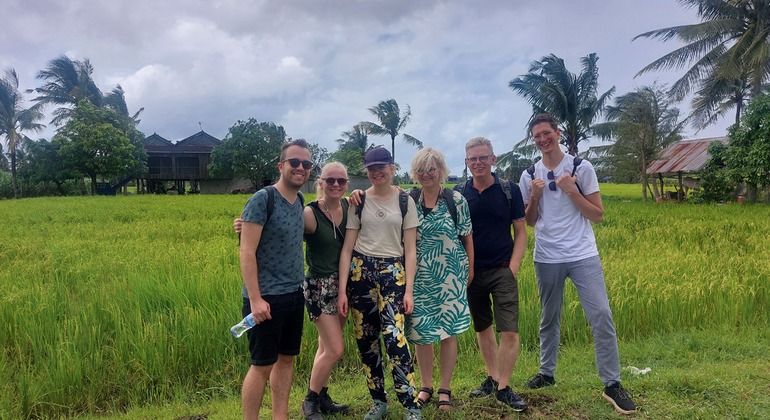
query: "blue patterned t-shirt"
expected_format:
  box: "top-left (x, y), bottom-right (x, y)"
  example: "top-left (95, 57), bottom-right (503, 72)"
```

top-left (240, 188), bottom-right (305, 297)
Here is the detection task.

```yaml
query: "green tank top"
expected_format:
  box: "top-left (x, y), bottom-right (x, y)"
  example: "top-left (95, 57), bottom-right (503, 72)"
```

top-left (305, 199), bottom-right (348, 278)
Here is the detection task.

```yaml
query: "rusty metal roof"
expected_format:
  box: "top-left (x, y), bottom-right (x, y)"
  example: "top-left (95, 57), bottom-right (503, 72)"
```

top-left (646, 137), bottom-right (728, 175)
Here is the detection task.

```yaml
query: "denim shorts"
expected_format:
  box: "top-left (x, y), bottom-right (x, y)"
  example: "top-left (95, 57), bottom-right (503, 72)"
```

top-left (241, 290), bottom-right (304, 366)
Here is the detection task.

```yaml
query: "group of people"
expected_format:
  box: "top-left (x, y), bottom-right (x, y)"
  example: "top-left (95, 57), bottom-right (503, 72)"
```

top-left (234, 113), bottom-right (637, 420)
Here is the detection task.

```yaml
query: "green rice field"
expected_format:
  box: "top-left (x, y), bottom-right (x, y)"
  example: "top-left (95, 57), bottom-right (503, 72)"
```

top-left (1, 185), bottom-right (768, 418)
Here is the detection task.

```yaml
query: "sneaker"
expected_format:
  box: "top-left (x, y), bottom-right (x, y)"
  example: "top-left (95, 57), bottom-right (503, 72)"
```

top-left (405, 407), bottom-right (422, 420)
top-left (602, 382), bottom-right (637, 414)
top-left (301, 391), bottom-right (323, 420)
top-left (526, 373), bottom-right (555, 389)
top-left (496, 386), bottom-right (528, 412)
top-left (469, 375), bottom-right (499, 398)
top-left (319, 387), bottom-right (349, 414)
top-left (364, 399), bottom-right (388, 420)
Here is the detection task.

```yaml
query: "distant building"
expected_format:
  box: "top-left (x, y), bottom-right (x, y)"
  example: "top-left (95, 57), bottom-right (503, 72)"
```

top-left (138, 131), bottom-right (224, 194)
top-left (646, 136), bottom-right (728, 200)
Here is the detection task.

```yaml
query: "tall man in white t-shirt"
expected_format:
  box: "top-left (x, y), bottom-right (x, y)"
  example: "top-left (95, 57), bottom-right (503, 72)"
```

top-left (518, 113), bottom-right (637, 415)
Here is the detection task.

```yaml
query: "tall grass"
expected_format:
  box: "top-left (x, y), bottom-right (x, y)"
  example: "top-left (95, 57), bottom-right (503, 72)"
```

top-left (1, 189), bottom-right (768, 418)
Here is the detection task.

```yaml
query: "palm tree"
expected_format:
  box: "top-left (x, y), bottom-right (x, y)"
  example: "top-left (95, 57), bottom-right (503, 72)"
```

top-left (359, 99), bottom-right (422, 163)
top-left (593, 85), bottom-right (684, 201)
top-left (634, 0), bottom-right (770, 128)
top-left (336, 123), bottom-right (370, 152)
top-left (509, 53), bottom-right (615, 155)
top-left (0, 68), bottom-right (45, 198)
top-left (33, 55), bottom-right (103, 125)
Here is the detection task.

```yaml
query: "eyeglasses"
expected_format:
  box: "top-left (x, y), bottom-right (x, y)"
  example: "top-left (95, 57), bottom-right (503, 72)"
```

top-left (417, 167), bottom-right (437, 176)
top-left (465, 155), bottom-right (491, 164)
top-left (322, 177), bottom-right (348, 186)
top-left (282, 158), bottom-right (314, 170)
top-left (547, 171), bottom-right (557, 191)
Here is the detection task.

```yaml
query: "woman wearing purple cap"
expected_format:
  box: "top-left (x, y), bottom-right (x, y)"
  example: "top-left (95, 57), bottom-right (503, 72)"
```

top-left (338, 147), bottom-right (422, 420)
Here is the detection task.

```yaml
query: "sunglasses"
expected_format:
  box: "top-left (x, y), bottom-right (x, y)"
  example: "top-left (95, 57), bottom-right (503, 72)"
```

top-left (465, 155), bottom-right (491, 164)
top-left (322, 177), bottom-right (348, 186)
top-left (282, 158), bottom-right (314, 170)
top-left (548, 171), bottom-right (557, 191)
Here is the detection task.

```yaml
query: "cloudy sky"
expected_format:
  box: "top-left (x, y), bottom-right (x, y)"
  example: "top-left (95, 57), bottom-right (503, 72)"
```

top-left (2, 0), bottom-right (731, 174)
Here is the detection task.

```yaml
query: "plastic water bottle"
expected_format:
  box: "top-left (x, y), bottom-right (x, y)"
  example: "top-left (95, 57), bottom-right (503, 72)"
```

top-left (230, 313), bottom-right (256, 338)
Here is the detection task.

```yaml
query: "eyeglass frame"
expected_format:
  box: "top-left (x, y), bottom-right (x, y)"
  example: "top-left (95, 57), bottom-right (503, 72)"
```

top-left (282, 158), bottom-right (314, 170)
top-left (465, 155), bottom-right (492, 164)
top-left (321, 177), bottom-right (348, 186)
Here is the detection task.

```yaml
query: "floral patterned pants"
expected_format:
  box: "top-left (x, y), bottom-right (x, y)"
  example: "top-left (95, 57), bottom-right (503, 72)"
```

top-left (348, 251), bottom-right (418, 408)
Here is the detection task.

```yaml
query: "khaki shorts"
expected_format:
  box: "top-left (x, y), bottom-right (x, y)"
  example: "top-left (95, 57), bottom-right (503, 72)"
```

top-left (467, 267), bottom-right (519, 333)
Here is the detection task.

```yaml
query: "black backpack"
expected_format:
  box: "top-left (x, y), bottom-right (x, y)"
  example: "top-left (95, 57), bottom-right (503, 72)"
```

top-left (455, 176), bottom-right (513, 214)
top-left (238, 185), bottom-right (304, 245)
top-left (526, 157), bottom-right (583, 195)
top-left (264, 185), bottom-right (305, 223)
top-left (408, 187), bottom-right (458, 228)
top-left (355, 190), bottom-right (409, 225)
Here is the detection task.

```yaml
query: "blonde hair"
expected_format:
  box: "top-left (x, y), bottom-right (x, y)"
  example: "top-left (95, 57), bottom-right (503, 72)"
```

top-left (465, 136), bottom-right (494, 155)
top-left (315, 161), bottom-right (349, 199)
top-left (410, 148), bottom-right (449, 184)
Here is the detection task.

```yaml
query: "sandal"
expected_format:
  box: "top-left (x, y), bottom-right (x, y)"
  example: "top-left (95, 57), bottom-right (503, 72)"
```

top-left (437, 389), bottom-right (452, 411)
top-left (417, 387), bottom-right (433, 407)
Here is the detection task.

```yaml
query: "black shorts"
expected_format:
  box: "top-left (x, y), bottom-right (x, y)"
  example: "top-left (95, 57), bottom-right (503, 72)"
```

top-left (241, 290), bottom-right (304, 366)
top-left (467, 267), bottom-right (519, 333)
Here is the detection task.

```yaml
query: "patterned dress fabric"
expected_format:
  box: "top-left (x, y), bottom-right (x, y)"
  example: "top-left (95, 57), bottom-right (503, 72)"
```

top-left (407, 190), bottom-right (473, 344)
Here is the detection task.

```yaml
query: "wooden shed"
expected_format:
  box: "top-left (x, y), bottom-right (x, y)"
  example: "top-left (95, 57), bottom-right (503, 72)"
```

top-left (645, 137), bottom-right (728, 201)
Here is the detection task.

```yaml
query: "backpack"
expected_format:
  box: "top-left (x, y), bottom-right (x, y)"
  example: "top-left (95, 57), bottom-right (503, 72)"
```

top-left (264, 185), bottom-right (305, 223)
top-left (526, 157), bottom-right (583, 195)
top-left (355, 190), bottom-right (409, 229)
top-left (456, 176), bottom-right (513, 213)
top-left (238, 185), bottom-right (304, 245)
top-left (408, 187), bottom-right (458, 228)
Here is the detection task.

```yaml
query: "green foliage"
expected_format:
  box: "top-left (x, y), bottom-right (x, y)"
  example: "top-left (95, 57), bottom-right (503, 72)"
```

top-left (691, 142), bottom-right (733, 203)
top-left (208, 119), bottom-right (287, 188)
top-left (634, 0), bottom-right (770, 127)
top-left (726, 93), bottom-right (770, 199)
top-left (0, 68), bottom-right (45, 198)
top-left (509, 53), bottom-right (615, 155)
top-left (594, 85), bottom-right (684, 200)
top-left (53, 101), bottom-right (137, 194)
top-left (328, 148), bottom-right (365, 176)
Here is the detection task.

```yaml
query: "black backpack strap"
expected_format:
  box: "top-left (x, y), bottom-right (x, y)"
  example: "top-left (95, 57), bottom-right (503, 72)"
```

top-left (355, 192), bottom-right (366, 226)
top-left (572, 157), bottom-right (584, 195)
top-left (297, 191), bottom-right (305, 206)
top-left (526, 165), bottom-right (536, 180)
top-left (409, 187), bottom-right (421, 204)
top-left (265, 185), bottom-right (276, 224)
top-left (443, 188), bottom-right (458, 228)
top-left (399, 190), bottom-right (409, 218)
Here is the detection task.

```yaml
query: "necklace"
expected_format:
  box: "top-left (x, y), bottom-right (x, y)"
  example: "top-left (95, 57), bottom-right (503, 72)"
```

top-left (319, 199), bottom-right (338, 239)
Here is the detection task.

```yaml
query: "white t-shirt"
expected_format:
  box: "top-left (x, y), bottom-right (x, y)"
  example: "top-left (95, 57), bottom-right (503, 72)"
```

top-left (347, 190), bottom-right (420, 258)
top-left (519, 154), bottom-right (600, 264)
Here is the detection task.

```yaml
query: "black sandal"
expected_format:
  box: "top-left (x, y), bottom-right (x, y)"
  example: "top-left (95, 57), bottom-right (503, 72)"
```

top-left (417, 387), bottom-right (433, 407)
top-left (437, 389), bottom-right (452, 410)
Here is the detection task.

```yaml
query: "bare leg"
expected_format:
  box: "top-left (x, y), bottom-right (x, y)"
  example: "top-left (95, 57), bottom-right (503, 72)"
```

top-left (309, 313), bottom-right (345, 392)
top-left (496, 332), bottom-right (520, 389)
top-left (415, 343), bottom-right (434, 401)
top-left (242, 364), bottom-right (272, 420)
top-left (268, 355), bottom-right (295, 420)
top-left (476, 326), bottom-right (499, 382)
top-left (438, 336), bottom-right (458, 409)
